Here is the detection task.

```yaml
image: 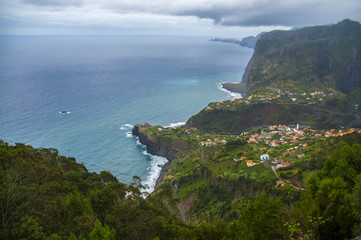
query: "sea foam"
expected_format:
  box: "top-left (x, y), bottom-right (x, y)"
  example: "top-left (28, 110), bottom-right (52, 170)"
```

top-left (133, 135), bottom-right (169, 195)
top-left (164, 122), bottom-right (186, 128)
top-left (125, 132), bottom-right (133, 138)
top-left (217, 82), bottom-right (243, 99)
top-left (142, 154), bottom-right (168, 194)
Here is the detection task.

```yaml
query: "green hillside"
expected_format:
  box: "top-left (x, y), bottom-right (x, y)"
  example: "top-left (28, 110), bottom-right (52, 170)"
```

top-left (133, 123), bottom-right (361, 239)
top-left (3, 128), bottom-right (361, 239)
top-left (189, 19), bottom-right (361, 134)
top-left (245, 19), bottom-right (361, 104)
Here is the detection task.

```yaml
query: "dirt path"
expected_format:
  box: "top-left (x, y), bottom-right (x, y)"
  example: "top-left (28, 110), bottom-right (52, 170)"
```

top-left (170, 180), bottom-right (188, 223)
top-left (271, 166), bottom-right (305, 191)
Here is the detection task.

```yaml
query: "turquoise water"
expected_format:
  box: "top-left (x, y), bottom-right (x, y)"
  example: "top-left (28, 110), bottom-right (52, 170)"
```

top-left (0, 35), bottom-right (253, 191)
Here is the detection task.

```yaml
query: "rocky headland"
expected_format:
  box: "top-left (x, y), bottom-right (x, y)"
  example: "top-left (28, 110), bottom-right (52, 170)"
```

top-left (131, 19), bottom-right (361, 228)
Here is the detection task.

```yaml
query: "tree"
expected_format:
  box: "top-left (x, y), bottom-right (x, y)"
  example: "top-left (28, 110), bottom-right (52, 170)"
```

top-left (11, 216), bottom-right (46, 240)
top-left (351, 174), bottom-right (361, 237)
top-left (89, 220), bottom-right (115, 240)
top-left (314, 177), bottom-right (353, 239)
top-left (229, 192), bottom-right (286, 240)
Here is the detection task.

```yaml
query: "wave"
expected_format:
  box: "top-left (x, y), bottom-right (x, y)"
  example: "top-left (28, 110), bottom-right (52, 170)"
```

top-left (142, 150), bottom-right (151, 156)
top-left (134, 135), bottom-right (169, 195)
top-left (120, 124), bottom-right (134, 130)
top-left (125, 132), bottom-right (133, 138)
top-left (217, 82), bottom-right (243, 99)
top-left (142, 154), bottom-right (168, 194)
top-left (164, 122), bottom-right (186, 128)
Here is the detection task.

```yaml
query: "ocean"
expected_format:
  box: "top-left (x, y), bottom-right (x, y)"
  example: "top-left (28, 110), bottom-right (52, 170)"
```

top-left (0, 35), bottom-right (253, 192)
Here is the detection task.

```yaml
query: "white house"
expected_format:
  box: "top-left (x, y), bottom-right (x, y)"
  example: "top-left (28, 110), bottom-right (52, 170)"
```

top-left (260, 154), bottom-right (269, 161)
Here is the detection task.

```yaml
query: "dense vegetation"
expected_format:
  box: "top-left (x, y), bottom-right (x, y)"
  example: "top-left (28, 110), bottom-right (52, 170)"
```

top-left (245, 19), bottom-right (361, 106)
top-left (186, 101), bottom-right (353, 133)
top-left (0, 140), bottom-right (183, 239)
top-left (2, 132), bottom-right (361, 239)
top-left (133, 121), bottom-right (361, 239)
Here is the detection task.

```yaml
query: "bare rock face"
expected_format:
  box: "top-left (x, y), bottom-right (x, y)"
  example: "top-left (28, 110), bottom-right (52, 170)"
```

top-left (132, 124), bottom-right (196, 162)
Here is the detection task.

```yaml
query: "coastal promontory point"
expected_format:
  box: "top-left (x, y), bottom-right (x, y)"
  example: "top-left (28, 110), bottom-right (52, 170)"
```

top-left (1, 0), bottom-right (361, 239)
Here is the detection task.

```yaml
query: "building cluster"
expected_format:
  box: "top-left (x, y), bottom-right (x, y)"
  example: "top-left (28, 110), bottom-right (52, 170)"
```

top-left (246, 125), bottom-right (361, 150)
top-left (245, 152), bottom-right (292, 169)
top-left (247, 125), bottom-right (306, 147)
top-left (237, 89), bottom-right (335, 105)
top-left (200, 138), bottom-right (227, 147)
top-left (241, 125), bottom-right (361, 168)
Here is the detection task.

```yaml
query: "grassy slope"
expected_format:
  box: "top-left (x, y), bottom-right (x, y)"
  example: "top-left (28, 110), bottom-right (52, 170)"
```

top-left (246, 19), bottom-right (361, 99)
top-left (149, 124), bottom-right (361, 223)
top-left (186, 101), bottom-right (354, 134)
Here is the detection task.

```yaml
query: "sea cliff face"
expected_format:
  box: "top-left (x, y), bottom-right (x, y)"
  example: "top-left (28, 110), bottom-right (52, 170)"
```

top-left (243, 19), bottom-right (361, 97)
top-left (132, 123), bottom-right (198, 162)
top-left (133, 123), bottom-right (172, 160)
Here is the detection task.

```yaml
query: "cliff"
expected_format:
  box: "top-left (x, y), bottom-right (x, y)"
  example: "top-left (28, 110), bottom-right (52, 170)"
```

top-left (187, 19), bottom-right (361, 133)
top-left (210, 32), bottom-right (265, 48)
top-left (132, 123), bottom-right (198, 161)
top-left (244, 19), bottom-right (361, 99)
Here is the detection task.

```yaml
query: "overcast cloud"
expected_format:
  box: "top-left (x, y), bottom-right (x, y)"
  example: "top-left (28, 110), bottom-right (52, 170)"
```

top-left (1, 0), bottom-right (360, 35)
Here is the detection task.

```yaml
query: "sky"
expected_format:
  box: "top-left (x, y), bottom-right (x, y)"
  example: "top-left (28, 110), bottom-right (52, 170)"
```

top-left (1, 0), bottom-right (361, 37)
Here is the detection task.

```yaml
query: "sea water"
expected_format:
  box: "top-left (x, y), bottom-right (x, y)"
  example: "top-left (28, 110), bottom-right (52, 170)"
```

top-left (0, 35), bottom-right (253, 192)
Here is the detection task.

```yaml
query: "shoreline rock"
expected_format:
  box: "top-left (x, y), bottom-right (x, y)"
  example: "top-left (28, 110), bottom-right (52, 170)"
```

top-left (221, 82), bottom-right (247, 95)
top-left (132, 123), bottom-right (197, 189)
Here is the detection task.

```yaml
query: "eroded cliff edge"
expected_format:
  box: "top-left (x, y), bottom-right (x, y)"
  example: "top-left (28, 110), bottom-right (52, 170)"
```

top-left (132, 123), bottom-right (198, 162)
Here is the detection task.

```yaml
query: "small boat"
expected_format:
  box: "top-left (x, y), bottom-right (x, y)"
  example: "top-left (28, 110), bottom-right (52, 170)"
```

top-left (60, 111), bottom-right (70, 114)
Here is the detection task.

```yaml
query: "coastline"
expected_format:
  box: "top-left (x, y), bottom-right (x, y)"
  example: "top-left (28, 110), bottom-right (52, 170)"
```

top-left (155, 161), bottom-right (170, 187)
top-left (218, 82), bottom-right (245, 99)
top-left (150, 85), bottom-right (247, 192)
top-left (141, 83), bottom-right (249, 193)
top-left (219, 82), bottom-right (247, 97)
top-left (134, 136), bottom-right (169, 195)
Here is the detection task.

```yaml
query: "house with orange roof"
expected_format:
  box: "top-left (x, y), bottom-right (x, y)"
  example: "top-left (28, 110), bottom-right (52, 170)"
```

top-left (277, 161), bottom-right (291, 168)
top-left (246, 160), bottom-right (257, 167)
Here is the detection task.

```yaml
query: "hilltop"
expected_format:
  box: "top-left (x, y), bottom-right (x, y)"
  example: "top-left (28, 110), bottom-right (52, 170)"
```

top-left (190, 19), bottom-right (361, 133)
top-left (245, 19), bottom-right (361, 98)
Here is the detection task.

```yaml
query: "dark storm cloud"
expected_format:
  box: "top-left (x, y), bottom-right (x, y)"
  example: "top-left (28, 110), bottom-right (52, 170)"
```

top-left (172, 0), bottom-right (361, 26)
top-left (2, 0), bottom-right (361, 30)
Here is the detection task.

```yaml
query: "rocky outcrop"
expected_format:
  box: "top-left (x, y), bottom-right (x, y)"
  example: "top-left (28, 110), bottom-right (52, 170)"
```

top-left (132, 124), bottom-right (197, 162)
top-left (133, 123), bottom-right (172, 160)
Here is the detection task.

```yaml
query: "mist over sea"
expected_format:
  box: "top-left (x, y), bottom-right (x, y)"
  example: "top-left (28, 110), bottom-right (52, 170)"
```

top-left (0, 35), bottom-right (253, 191)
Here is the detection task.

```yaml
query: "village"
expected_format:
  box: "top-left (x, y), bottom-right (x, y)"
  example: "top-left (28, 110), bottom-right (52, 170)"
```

top-left (181, 123), bottom-right (360, 190)
top-left (205, 88), bottom-right (340, 112)
top-left (184, 123), bottom-right (360, 170)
